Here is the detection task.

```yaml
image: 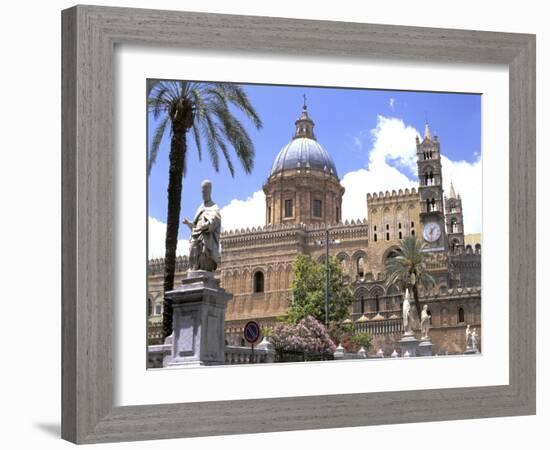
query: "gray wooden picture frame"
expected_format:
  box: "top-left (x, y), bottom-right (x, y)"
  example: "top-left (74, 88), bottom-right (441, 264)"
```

top-left (61, 5), bottom-right (536, 444)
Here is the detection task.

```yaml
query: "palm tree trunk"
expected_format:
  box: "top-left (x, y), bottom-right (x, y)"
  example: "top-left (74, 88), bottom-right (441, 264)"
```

top-left (161, 130), bottom-right (187, 340)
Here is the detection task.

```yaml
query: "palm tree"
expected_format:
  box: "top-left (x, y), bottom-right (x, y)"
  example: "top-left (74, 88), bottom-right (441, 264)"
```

top-left (148, 81), bottom-right (262, 339)
top-left (384, 235), bottom-right (435, 320)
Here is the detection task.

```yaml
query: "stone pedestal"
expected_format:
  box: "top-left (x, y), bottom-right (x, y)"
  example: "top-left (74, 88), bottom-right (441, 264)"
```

top-left (164, 270), bottom-right (232, 368)
top-left (417, 338), bottom-right (433, 357)
top-left (398, 332), bottom-right (419, 357)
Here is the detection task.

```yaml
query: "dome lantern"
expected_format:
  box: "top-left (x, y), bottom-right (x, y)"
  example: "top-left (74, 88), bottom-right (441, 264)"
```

top-left (294, 94), bottom-right (315, 140)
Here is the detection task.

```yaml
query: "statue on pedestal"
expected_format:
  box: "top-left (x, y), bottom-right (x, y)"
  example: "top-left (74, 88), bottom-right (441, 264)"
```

top-left (402, 288), bottom-right (413, 334)
top-left (465, 324), bottom-right (472, 349)
top-left (420, 304), bottom-right (430, 340)
top-left (182, 180), bottom-right (221, 272)
top-left (471, 328), bottom-right (479, 351)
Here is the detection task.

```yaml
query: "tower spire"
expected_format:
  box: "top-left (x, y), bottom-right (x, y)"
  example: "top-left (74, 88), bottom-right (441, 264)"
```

top-left (424, 120), bottom-right (432, 140)
top-left (449, 181), bottom-right (456, 199)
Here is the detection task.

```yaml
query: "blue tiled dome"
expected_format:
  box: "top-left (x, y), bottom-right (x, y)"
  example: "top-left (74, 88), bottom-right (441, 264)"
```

top-left (270, 137), bottom-right (338, 177)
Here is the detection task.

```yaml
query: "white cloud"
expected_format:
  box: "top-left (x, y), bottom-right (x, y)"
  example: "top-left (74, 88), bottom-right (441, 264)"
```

top-left (148, 216), bottom-right (190, 259)
top-left (389, 98), bottom-right (395, 110)
top-left (148, 191), bottom-right (266, 259)
top-left (220, 189), bottom-right (265, 232)
top-left (342, 115), bottom-right (481, 234)
top-left (162, 115), bottom-right (481, 237)
top-left (341, 168), bottom-right (416, 222)
top-left (368, 115), bottom-right (419, 174)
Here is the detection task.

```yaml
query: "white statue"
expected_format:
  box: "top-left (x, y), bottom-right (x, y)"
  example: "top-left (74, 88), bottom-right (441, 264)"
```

top-left (182, 180), bottom-right (221, 272)
top-left (465, 324), bottom-right (472, 349)
top-left (471, 328), bottom-right (479, 351)
top-left (402, 288), bottom-right (413, 334)
top-left (420, 304), bottom-right (430, 339)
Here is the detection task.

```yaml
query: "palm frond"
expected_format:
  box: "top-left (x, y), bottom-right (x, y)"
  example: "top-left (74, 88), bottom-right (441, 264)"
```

top-left (217, 83), bottom-right (263, 129)
top-left (146, 79), bottom-right (161, 97)
top-left (148, 115), bottom-right (169, 175)
top-left (202, 113), bottom-right (220, 172)
top-left (191, 123), bottom-right (203, 162)
top-left (213, 125), bottom-right (235, 176)
top-left (148, 85), bottom-right (173, 120)
top-left (210, 101), bottom-right (255, 173)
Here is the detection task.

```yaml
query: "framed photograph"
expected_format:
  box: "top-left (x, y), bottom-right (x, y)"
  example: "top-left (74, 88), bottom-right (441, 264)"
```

top-left (62, 5), bottom-right (535, 444)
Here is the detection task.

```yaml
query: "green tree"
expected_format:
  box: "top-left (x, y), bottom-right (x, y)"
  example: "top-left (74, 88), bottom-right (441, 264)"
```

top-left (148, 81), bottom-right (262, 339)
top-left (384, 235), bottom-right (435, 318)
top-left (288, 254), bottom-right (353, 324)
top-left (351, 332), bottom-right (373, 350)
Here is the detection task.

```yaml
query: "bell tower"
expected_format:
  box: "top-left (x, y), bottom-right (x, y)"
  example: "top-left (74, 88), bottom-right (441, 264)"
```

top-left (445, 182), bottom-right (465, 253)
top-left (416, 122), bottom-right (446, 251)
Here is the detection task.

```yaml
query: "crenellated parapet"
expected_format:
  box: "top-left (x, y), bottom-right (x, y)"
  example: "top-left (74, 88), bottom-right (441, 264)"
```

top-left (421, 285), bottom-right (481, 300)
top-left (221, 218), bottom-right (370, 251)
top-left (305, 218), bottom-right (369, 244)
top-left (366, 187), bottom-right (418, 205)
top-left (221, 222), bottom-right (308, 250)
top-left (148, 255), bottom-right (190, 275)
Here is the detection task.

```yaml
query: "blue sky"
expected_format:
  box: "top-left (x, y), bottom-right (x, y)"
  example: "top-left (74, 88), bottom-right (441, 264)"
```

top-left (147, 83), bottom-right (481, 258)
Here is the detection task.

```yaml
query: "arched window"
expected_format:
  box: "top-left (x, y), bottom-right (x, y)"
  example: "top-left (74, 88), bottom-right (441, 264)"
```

top-left (253, 271), bottom-right (264, 293)
top-left (475, 243), bottom-right (481, 255)
top-left (427, 309), bottom-right (432, 325)
top-left (284, 199), bottom-right (293, 218)
top-left (386, 232), bottom-right (390, 241)
top-left (398, 231), bottom-right (402, 239)
top-left (357, 257), bottom-right (365, 278)
top-left (458, 307), bottom-right (465, 323)
top-left (312, 199), bottom-right (322, 218)
top-left (451, 218), bottom-right (458, 233)
top-left (374, 233), bottom-right (377, 242)
top-left (426, 198), bottom-right (437, 212)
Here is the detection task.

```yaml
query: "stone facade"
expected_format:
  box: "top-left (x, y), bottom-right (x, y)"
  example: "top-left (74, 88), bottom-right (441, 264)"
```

top-left (147, 106), bottom-right (482, 355)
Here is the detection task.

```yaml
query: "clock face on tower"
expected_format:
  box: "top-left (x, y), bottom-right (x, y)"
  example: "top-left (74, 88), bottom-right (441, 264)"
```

top-left (423, 222), bottom-right (441, 243)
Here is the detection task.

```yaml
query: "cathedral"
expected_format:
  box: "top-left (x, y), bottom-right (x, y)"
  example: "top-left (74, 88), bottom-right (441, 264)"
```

top-left (147, 102), bottom-right (482, 356)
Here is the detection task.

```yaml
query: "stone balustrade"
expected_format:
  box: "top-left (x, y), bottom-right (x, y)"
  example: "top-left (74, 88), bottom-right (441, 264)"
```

top-left (224, 344), bottom-right (275, 364)
top-left (354, 317), bottom-right (402, 335)
top-left (147, 338), bottom-right (276, 368)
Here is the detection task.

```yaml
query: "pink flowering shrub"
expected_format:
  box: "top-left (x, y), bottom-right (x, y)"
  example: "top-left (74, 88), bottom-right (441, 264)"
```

top-left (269, 316), bottom-right (336, 354)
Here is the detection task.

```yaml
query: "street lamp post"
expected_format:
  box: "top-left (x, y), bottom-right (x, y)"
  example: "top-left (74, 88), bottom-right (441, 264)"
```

top-left (315, 228), bottom-right (340, 326)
